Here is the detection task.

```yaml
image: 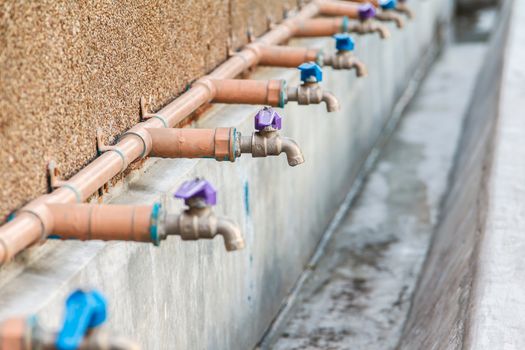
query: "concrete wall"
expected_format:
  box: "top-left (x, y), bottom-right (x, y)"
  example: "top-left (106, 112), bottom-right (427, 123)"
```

top-left (0, 1), bottom-right (448, 349)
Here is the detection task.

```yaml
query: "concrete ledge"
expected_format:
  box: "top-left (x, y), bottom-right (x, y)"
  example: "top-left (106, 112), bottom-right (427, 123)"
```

top-left (0, 2), bottom-right (448, 348)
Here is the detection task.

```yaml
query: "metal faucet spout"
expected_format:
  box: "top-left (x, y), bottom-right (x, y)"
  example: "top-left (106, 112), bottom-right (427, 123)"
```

top-left (217, 217), bottom-right (245, 251)
top-left (322, 91), bottom-right (341, 112)
top-left (375, 11), bottom-right (405, 29)
top-left (281, 137), bottom-right (305, 166)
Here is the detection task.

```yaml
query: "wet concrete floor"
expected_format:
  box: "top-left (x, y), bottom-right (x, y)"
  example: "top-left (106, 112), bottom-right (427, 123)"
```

top-left (269, 42), bottom-right (488, 350)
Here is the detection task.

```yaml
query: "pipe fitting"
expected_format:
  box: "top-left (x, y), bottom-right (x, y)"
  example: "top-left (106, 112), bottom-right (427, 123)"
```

top-left (239, 107), bottom-right (305, 167)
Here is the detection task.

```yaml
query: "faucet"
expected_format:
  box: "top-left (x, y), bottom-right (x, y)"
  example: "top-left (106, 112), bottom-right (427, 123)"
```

top-left (38, 179), bottom-right (243, 252)
top-left (239, 107), bottom-right (304, 166)
top-left (349, 4), bottom-right (391, 39)
top-left (374, 0), bottom-right (405, 28)
top-left (395, 0), bottom-right (414, 19)
top-left (324, 33), bottom-right (367, 77)
top-left (163, 179), bottom-right (244, 251)
top-left (286, 62), bottom-right (341, 112)
top-left (0, 289), bottom-right (140, 350)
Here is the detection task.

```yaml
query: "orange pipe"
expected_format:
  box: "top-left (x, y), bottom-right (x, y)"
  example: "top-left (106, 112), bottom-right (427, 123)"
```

top-left (347, 0), bottom-right (379, 6)
top-left (252, 44), bottom-right (321, 68)
top-left (208, 79), bottom-right (284, 107)
top-left (0, 1), bottom-right (328, 264)
top-left (316, 0), bottom-right (362, 18)
top-left (292, 17), bottom-right (348, 37)
top-left (49, 204), bottom-right (153, 242)
top-left (0, 318), bottom-right (26, 350)
top-left (148, 128), bottom-right (236, 161)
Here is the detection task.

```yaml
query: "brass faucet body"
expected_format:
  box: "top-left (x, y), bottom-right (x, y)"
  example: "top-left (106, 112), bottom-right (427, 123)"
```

top-left (349, 19), bottom-right (391, 38)
top-left (287, 83), bottom-right (341, 112)
top-left (163, 204), bottom-right (245, 251)
top-left (239, 129), bottom-right (305, 167)
top-left (324, 52), bottom-right (368, 76)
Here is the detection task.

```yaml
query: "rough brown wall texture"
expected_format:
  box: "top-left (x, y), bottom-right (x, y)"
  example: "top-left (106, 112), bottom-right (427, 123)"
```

top-left (0, 0), bottom-right (297, 222)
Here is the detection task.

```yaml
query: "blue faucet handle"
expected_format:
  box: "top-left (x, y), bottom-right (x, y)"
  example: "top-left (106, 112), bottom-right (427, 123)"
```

top-left (379, 0), bottom-right (397, 10)
top-left (175, 178), bottom-right (217, 206)
top-left (298, 62), bottom-right (323, 83)
top-left (56, 290), bottom-right (107, 350)
top-left (333, 33), bottom-right (355, 52)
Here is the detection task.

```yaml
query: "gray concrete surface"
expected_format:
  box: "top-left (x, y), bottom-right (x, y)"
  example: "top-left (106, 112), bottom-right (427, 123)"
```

top-left (0, 2), bottom-right (448, 349)
top-left (269, 42), bottom-right (487, 350)
top-left (400, 0), bottom-right (515, 348)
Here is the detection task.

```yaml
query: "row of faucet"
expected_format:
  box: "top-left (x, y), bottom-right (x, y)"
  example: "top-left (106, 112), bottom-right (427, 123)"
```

top-left (0, 1), bottom-right (414, 349)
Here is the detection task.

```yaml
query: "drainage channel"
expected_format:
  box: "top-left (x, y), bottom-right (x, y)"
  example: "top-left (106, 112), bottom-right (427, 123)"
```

top-left (260, 7), bottom-right (498, 349)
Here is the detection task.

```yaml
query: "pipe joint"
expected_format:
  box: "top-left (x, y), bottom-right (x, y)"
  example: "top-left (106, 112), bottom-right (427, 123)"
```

top-left (120, 123), bottom-right (153, 159)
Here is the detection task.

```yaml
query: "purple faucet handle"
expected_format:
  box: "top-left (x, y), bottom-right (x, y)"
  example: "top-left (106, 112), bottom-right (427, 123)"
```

top-left (174, 178), bottom-right (217, 206)
top-left (254, 107), bottom-right (282, 131)
top-left (358, 4), bottom-right (376, 20)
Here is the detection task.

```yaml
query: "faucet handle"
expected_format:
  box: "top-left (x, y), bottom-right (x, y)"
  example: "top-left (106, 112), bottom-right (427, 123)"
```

top-left (379, 0), bottom-right (397, 10)
top-left (56, 290), bottom-right (107, 350)
top-left (175, 178), bottom-right (217, 206)
top-left (358, 4), bottom-right (377, 20)
top-left (298, 62), bottom-right (323, 83)
top-left (333, 33), bottom-right (355, 52)
top-left (255, 107), bottom-right (282, 131)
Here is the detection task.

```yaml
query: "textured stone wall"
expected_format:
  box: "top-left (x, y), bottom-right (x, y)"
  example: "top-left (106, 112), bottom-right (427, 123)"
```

top-left (0, 0), bottom-right (296, 222)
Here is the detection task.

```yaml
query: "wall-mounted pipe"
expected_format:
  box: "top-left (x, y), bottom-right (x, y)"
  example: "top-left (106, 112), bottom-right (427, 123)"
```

top-left (0, 290), bottom-right (139, 350)
top-left (146, 107), bottom-right (304, 166)
top-left (247, 32), bottom-right (367, 77)
top-left (31, 179), bottom-right (243, 252)
top-left (0, 1), bottom-right (353, 264)
top-left (291, 16), bottom-right (390, 39)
